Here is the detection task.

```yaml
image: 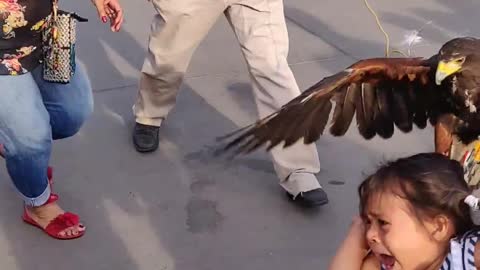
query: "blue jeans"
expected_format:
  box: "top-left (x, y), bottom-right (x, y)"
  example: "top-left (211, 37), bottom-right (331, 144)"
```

top-left (0, 64), bottom-right (93, 206)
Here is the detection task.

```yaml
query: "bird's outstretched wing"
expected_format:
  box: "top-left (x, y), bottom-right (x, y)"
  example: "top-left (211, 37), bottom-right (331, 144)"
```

top-left (217, 56), bottom-right (450, 155)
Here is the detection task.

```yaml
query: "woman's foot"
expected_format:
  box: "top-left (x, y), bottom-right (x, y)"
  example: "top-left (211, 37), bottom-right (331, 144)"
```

top-left (1, 142), bottom-right (80, 238)
top-left (23, 195), bottom-right (86, 239)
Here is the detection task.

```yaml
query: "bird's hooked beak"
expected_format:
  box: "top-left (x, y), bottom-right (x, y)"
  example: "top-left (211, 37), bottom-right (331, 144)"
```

top-left (435, 60), bottom-right (462, 85)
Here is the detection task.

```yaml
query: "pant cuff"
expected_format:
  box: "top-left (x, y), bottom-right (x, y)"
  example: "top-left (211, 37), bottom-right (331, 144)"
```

top-left (279, 171), bottom-right (321, 196)
top-left (21, 184), bottom-right (51, 207)
top-left (132, 104), bottom-right (164, 127)
top-left (135, 117), bottom-right (163, 127)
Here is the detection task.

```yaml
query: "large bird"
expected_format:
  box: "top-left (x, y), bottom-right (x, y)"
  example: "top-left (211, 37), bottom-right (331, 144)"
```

top-left (218, 37), bottom-right (480, 166)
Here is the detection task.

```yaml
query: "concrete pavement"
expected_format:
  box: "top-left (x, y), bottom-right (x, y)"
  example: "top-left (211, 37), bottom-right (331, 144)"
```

top-left (0, 0), bottom-right (479, 269)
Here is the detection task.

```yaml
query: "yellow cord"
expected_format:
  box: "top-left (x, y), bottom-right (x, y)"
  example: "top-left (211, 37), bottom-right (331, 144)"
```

top-left (363, 0), bottom-right (429, 58)
top-left (364, 0), bottom-right (391, 57)
top-left (391, 50), bottom-right (408, 57)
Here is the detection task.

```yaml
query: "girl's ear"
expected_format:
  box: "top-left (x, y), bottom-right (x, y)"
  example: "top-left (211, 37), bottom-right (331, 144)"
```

top-left (428, 214), bottom-right (454, 242)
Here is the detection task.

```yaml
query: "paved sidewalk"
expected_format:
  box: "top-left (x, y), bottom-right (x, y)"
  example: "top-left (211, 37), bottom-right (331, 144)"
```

top-left (0, 0), bottom-right (478, 269)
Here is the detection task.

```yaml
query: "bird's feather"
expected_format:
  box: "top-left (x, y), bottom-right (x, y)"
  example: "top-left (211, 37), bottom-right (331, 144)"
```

top-left (216, 56), bottom-right (456, 156)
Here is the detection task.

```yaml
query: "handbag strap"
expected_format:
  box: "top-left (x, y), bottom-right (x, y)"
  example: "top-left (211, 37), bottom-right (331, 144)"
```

top-left (48, 0), bottom-right (59, 40)
top-left (49, 0), bottom-right (88, 22)
top-left (52, 0), bottom-right (58, 21)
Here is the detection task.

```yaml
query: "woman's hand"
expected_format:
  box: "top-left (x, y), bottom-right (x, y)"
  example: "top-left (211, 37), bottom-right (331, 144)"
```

top-left (91, 0), bottom-right (124, 32)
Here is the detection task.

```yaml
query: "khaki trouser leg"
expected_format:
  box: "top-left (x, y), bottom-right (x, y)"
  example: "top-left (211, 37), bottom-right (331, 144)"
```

top-left (224, 0), bottom-right (321, 195)
top-left (134, 0), bottom-right (225, 127)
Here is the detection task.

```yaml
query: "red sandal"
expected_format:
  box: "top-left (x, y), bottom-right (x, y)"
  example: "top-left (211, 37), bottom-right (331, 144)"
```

top-left (47, 166), bottom-right (53, 184)
top-left (47, 166), bottom-right (54, 192)
top-left (22, 194), bottom-right (86, 240)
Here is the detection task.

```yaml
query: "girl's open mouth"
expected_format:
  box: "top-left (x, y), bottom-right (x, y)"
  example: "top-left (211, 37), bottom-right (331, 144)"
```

top-left (379, 254), bottom-right (396, 270)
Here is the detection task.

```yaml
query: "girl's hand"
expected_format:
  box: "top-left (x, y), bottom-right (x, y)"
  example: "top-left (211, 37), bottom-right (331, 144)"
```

top-left (350, 216), bottom-right (370, 250)
top-left (327, 216), bottom-right (370, 270)
top-left (91, 0), bottom-right (124, 32)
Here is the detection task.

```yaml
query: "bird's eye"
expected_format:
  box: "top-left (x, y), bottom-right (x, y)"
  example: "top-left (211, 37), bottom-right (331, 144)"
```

top-left (456, 57), bottom-right (466, 64)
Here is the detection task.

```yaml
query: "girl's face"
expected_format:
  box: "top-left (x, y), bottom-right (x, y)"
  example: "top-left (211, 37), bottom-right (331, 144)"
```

top-left (364, 191), bottom-right (451, 270)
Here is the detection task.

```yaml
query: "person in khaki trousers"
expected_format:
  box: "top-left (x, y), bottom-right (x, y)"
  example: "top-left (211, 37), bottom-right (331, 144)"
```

top-left (132, 0), bottom-right (328, 207)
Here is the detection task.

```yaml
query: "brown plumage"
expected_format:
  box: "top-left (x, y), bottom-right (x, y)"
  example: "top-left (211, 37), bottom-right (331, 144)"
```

top-left (217, 37), bottom-right (480, 156)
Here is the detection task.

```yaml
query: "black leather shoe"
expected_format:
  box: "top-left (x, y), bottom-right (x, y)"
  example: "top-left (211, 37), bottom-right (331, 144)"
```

top-left (132, 123), bottom-right (160, 153)
top-left (287, 188), bottom-right (329, 207)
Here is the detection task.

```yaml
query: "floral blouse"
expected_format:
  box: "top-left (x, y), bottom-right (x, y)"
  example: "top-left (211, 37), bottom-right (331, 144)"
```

top-left (0, 0), bottom-right (51, 75)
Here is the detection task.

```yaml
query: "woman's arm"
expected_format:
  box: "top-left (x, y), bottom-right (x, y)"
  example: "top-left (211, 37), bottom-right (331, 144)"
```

top-left (328, 216), bottom-right (374, 270)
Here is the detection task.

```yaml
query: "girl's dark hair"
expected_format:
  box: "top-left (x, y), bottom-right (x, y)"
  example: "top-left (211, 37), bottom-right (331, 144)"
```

top-left (359, 152), bottom-right (473, 235)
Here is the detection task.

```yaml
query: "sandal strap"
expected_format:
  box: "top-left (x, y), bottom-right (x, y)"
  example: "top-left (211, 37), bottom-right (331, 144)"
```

top-left (44, 212), bottom-right (80, 236)
top-left (45, 193), bottom-right (59, 204)
top-left (47, 166), bottom-right (53, 181)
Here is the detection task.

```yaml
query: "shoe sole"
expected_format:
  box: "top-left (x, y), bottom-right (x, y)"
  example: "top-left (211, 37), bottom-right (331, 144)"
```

top-left (304, 198), bottom-right (329, 207)
top-left (286, 192), bottom-right (329, 207)
top-left (134, 145), bottom-right (158, 153)
top-left (132, 138), bottom-right (159, 153)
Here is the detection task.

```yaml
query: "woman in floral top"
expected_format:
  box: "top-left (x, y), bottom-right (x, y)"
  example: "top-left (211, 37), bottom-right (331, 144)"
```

top-left (0, 0), bottom-right (123, 240)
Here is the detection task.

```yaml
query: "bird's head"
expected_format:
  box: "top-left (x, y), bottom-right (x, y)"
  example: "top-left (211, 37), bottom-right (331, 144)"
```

top-left (435, 37), bottom-right (480, 85)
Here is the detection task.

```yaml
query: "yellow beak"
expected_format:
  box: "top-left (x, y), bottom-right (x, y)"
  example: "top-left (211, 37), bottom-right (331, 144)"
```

top-left (435, 60), bottom-right (462, 85)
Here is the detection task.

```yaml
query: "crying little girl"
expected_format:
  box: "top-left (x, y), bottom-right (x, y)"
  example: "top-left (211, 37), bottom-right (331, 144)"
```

top-left (328, 153), bottom-right (480, 270)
